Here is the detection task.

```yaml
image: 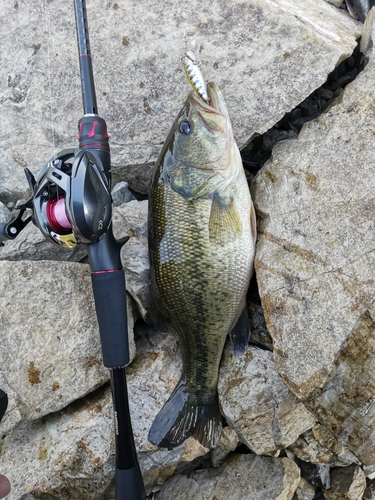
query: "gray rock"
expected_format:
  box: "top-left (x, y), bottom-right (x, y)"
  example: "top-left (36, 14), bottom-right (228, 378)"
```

top-left (0, 219), bottom-right (88, 262)
top-left (251, 13), bottom-right (375, 465)
top-left (0, 0), bottom-right (360, 201)
top-left (111, 181), bottom-right (136, 206)
top-left (0, 323), bottom-right (207, 498)
top-left (364, 479), bottom-right (375, 500)
top-left (292, 478), bottom-right (316, 500)
top-left (364, 465), bottom-right (375, 480)
top-left (157, 454), bottom-right (300, 500)
top-left (218, 344), bottom-right (316, 456)
top-left (113, 200), bottom-right (150, 321)
top-left (0, 202), bottom-right (11, 223)
top-left (303, 301), bottom-right (375, 466)
top-left (322, 464), bottom-right (366, 500)
top-left (325, 0), bottom-right (344, 7)
top-left (211, 426), bottom-right (239, 468)
top-left (289, 424), bottom-right (359, 467)
top-left (346, 0), bottom-right (375, 22)
top-left (360, 6), bottom-right (375, 63)
top-left (0, 386), bottom-right (115, 500)
top-left (299, 462), bottom-right (330, 489)
top-left (0, 260), bottom-right (136, 430)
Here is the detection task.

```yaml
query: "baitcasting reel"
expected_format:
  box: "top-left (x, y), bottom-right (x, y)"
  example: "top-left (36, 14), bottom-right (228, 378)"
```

top-left (25, 148), bottom-right (112, 249)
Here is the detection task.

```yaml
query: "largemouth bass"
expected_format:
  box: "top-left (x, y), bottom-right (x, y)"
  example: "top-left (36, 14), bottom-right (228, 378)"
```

top-left (148, 82), bottom-right (257, 450)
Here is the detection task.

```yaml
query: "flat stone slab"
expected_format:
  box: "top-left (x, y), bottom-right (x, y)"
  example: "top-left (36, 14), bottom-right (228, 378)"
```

top-left (218, 344), bottom-right (315, 455)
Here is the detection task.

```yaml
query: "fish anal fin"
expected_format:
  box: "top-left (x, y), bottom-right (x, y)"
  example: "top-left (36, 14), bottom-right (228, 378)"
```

top-left (148, 378), bottom-right (222, 450)
top-left (229, 307), bottom-right (251, 357)
top-left (209, 193), bottom-right (242, 242)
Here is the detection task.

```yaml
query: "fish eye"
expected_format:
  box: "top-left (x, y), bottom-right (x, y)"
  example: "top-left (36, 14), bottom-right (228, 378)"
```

top-left (179, 121), bottom-right (193, 135)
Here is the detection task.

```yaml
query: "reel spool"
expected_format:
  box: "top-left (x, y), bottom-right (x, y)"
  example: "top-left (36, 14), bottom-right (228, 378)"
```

top-left (29, 148), bottom-right (112, 248)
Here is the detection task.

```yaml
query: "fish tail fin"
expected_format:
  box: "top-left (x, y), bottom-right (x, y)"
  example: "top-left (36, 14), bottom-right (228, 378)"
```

top-left (148, 378), bottom-right (222, 450)
top-left (229, 306), bottom-right (251, 356)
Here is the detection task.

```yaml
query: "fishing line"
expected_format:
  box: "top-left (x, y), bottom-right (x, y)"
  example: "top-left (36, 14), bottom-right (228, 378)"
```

top-left (43, 0), bottom-right (56, 157)
top-left (174, 0), bottom-right (187, 48)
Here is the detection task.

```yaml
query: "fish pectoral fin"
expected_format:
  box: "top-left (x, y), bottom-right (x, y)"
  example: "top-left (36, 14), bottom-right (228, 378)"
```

top-left (148, 378), bottom-right (222, 450)
top-left (229, 307), bottom-right (251, 356)
top-left (209, 193), bottom-right (242, 242)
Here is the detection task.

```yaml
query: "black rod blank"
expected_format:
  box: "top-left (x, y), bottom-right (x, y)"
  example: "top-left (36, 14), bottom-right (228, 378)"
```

top-left (73, 0), bottom-right (98, 115)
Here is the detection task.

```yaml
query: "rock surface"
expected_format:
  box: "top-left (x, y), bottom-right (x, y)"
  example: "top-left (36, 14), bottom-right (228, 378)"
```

top-left (0, 221), bottom-right (88, 262)
top-left (0, 261), bottom-right (108, 428)
top-left (292, 478), bottom-right (316, 500)
top-left (322, 464), bottom-right (367, 499)
top-left (218, 344), bottom-right (316, 455)
top-left (157, 454), bottom-right (301, 500)
top-left (0, 0), bottom-right (360, 200)
top-left (364, 480), bottom-right (375, 500)
top-left (252, 6), bottom-right (375, 466)
top-left (289, 424), bottom-right (359, 467)
top-left (114, 200), bottom-right (150, 321)
top-left (0, 259), bottom-right (137, 435)
top-left (0, 386), bottom-right (115, 500)
top-left (111, 181), bottom-right (136, 206)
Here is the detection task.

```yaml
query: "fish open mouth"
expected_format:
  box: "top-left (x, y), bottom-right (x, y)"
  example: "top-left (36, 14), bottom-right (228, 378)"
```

top-left (190, 83), bottom-right (228, 133)
top-left (206, 83), bottom-right (228, 116)
top-left (190, 83), bottom-right (228, 117)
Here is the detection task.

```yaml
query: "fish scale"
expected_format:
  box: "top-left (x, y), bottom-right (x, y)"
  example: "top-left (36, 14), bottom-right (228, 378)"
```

top-left (152, 185), bottom-right (250, 395)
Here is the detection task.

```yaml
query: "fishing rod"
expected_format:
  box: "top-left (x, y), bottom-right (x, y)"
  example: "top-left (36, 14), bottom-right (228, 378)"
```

top-left (0, 1), bottom-right (146, 498)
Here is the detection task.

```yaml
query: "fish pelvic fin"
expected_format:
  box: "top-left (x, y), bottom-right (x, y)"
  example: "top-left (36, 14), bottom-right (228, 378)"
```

top-left (229, 306), bottom-right (251, 356)
top-left (148, 378), bottom-right (222, 450)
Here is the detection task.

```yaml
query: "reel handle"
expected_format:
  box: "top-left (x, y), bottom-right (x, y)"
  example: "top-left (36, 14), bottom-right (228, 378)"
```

top-left (0, 209), bottom-right (31, 242)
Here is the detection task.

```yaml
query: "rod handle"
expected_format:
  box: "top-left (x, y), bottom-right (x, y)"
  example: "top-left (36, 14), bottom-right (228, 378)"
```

top-left (90, 270), bottom-right (129, 368)
top-left (115, 467), bottom-right (147, 500)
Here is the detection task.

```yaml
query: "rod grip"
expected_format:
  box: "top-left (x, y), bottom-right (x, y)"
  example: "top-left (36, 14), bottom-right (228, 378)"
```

top-left (115, 467), bottom-right (147, 500)
top-left (91, 271), bottom-right (129, 368)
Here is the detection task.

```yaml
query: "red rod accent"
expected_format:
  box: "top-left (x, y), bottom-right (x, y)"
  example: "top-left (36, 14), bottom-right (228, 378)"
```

top-left (88, 120), bottom-right (99, 137)
top-left (91, 269), bottom-right (122, 274)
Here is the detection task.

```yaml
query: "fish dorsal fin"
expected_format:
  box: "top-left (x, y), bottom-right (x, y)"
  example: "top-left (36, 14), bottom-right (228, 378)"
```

top-left (209, 192), bottom-right (242, 242)
top-left (229, 307), bottom-right (251, 356)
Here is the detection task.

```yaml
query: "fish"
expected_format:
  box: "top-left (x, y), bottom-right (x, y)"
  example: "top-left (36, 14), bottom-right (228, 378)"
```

top-left (147, 81), bottom-right (257, 450)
